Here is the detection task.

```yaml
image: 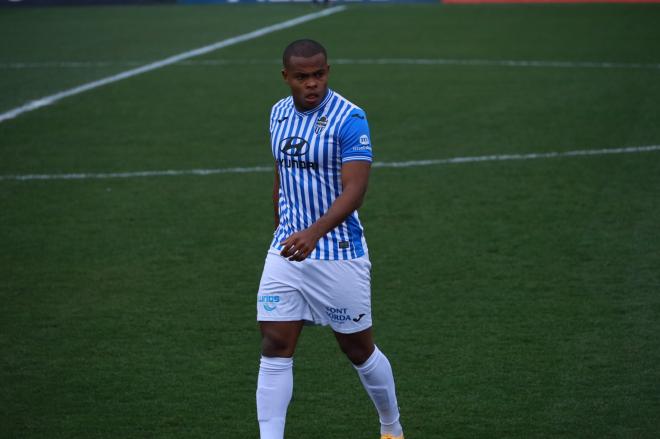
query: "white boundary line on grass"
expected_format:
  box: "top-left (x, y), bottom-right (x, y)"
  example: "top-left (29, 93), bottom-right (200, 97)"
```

top-left (2, 145), bottom-right (658, 182)
top-left (0, 6), bottom-right (346, 124)
top-left (2, 58), bottom-right (659, 71)
top-left (333, 58), bottom-right (660, 70)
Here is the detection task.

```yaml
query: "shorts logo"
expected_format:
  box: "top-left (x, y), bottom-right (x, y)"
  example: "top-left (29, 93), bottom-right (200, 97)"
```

top-left (359, 135), bottom-right (370, 146)
top-left (325, 307), bottom-right (364, 325)
top-left (259, 295), bottom-right (280, 311)
top-left (353, 313), bottom-right (366, 322)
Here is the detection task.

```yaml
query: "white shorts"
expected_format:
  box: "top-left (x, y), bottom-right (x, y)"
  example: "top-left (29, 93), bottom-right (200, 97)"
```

top-left (256, 250), bottom-right (372, 334)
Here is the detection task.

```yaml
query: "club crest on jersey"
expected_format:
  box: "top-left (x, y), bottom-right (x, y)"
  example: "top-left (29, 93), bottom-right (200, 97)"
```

top-left (315, 116), bottom-right (328, 134)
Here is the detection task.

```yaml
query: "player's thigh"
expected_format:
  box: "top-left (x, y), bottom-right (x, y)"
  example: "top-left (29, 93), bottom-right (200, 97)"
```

top-left (302, 254), bottom-right (373, 334)
top-left (260, 320), bottom-right (304, 357)
top-left (257, 252), bottom-right (314, 323)
top-left (257, 253), bottom-right (311, 357)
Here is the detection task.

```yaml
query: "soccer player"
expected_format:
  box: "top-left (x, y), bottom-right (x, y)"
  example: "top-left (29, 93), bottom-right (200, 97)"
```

top-left (256, 39), bottom-right (404, 439)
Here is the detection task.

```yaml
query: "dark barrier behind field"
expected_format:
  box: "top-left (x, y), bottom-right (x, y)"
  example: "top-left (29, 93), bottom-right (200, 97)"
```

top-left (0, 0), bottom-right (435, 6)
top-left (0, 0), bottom-right (174, 5)
top-left (3, 0), bottom-right (659, 5)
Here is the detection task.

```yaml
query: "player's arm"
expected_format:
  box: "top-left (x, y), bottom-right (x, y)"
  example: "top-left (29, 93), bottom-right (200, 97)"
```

top-left (273, 163), bottom-right (280, 229)
top-left (279, 161), bottom-right (370, 261)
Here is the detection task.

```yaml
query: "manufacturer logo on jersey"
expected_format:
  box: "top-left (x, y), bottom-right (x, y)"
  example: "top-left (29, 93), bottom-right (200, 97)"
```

top-left (359, 135), bottom-right (370, 146)
top-left (280, 137), bottom-right (309, 157)
top-left (314, 116), bottom-right (328, 134)
top-left (258, 295), bottom-right (281, 312)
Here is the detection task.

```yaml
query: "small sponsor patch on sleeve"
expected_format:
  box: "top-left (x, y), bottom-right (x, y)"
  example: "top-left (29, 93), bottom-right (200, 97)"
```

top-left (339, 241), bottom-right (350, 249)
top-left (351, 145), bottom-right (371, 152)
top-left (359, 135), bottom-right (370, 146)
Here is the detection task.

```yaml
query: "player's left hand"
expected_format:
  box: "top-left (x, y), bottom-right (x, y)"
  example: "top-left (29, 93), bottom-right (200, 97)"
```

top-left (280, 229), bottom-right (320, 262)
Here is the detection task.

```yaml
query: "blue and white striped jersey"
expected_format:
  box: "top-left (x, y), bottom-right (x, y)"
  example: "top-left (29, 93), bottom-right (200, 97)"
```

top-left (269, 89), bottom-right (372, 260)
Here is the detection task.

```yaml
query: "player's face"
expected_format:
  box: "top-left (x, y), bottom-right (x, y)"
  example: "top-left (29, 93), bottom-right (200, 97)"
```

top-left (282, 53), bottom-right (330, 111)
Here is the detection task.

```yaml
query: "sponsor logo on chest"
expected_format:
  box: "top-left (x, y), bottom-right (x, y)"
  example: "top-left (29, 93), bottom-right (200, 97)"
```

top-left (277, 136), bottom-right (317, 170)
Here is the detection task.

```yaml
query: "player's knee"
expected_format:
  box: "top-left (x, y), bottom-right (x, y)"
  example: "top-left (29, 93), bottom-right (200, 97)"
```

top-left (261, 332), bottom-right (296, 357)
top-left (338, 342), bottom-right (373, 365)
top-left (335, 329), bottom-right (375, 365)
top-left (345, 348), bottom-right (371, 365)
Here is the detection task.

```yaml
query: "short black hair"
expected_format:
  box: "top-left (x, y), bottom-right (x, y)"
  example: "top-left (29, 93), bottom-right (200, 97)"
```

top-left (282, 39), bottom-right (327, 68)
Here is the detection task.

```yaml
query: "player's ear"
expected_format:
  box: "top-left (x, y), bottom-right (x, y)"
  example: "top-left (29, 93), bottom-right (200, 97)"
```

top-left (281, 69), bottom-right (288, 81)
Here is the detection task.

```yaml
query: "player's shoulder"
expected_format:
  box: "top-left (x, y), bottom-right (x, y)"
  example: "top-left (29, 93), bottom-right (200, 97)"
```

top-left (272, 95), bottom-right (293, 108)
top-left (331, 90), bottom-right (363, 113)
top-left (331, 91), bottom-right (367, 122)
top-left (270, 96), bottom-right (294, 116)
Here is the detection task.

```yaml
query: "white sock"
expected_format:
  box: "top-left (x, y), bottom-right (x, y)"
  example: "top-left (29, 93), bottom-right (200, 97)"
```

top-left (354, 347), bottom-right (403, 436)
top-left (256, 356), bottom-right (294, 439)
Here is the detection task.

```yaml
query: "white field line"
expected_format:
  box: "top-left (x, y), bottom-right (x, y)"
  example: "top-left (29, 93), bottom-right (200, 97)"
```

top-left (0, 6), bottom-right (346, 124)
top-left (0, 61), bottom-right (145, 69)
top-left (334, 58), bottom-right (660, 70)
top-left (2, 58), bottom-right (660, 71)
top-left (1, 145), bottom-right (658, 182)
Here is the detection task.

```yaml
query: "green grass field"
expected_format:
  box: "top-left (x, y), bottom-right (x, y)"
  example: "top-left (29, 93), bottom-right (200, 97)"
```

top-left (1, 4), bottom-right (660, 438)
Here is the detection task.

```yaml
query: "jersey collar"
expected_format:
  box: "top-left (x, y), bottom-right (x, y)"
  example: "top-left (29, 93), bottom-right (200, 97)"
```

top-left (294, 89), bottom-right (334, 117)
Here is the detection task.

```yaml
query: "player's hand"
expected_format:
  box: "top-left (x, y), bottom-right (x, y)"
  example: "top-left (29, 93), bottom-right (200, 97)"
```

top-left (280, 229), bottom-right (320, 262)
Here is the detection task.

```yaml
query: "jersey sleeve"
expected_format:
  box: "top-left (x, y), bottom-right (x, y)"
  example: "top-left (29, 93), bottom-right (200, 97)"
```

top-left (338, 108), bottom-right (373, 163)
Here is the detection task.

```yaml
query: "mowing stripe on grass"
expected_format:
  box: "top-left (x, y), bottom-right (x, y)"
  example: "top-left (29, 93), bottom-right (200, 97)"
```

top-left (3, 58), bottom-right (659, 71)
top-left (1, 145), bottom-right (658, 182)
top-left (0, 6), bottom-right (346, 124)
